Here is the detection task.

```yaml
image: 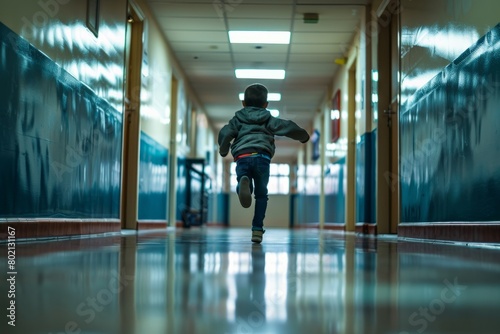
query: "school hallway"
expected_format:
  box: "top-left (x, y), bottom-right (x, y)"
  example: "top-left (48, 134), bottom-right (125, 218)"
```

top-left (2, 227), bottom-right (500, 334)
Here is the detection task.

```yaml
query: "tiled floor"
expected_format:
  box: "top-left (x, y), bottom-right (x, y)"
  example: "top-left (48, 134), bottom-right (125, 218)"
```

top-left (1, 227), bottom-right (500, 334)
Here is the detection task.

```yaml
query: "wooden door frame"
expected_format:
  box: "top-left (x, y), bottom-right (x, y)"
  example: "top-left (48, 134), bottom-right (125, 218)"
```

top-left (167, 76), bottom-right (179, 227)
top-left (121, 3), bottom-right (144, 230)
top-left (346, 60), bottom-right (357, 232)
top-left (376, 0), bottom-right (400, 234)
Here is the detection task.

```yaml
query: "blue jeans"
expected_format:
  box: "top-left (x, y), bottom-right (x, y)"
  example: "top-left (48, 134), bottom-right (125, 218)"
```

top-left (235, 155), bottom-right (270, 230)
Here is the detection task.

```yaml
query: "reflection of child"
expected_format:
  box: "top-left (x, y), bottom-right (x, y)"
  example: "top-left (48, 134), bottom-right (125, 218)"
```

top-left (218, 83), bottom-right (310, 243)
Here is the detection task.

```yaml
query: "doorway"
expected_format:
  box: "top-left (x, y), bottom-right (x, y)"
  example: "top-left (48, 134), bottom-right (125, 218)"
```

top-left (376, 0), bottom-right (400, 234)
top-left (346, 61), bottom-right (357, 232)
top-left (167, 76), bottom-right (179, 227)
top-left (121, 4), bottom-right (144, 229)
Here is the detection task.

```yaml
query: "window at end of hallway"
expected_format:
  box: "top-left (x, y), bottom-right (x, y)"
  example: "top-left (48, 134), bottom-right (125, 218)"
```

top-left (230, 163), bottom-right (290, 195)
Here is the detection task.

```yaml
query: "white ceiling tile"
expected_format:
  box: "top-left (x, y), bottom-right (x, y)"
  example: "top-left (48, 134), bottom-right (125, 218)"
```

top-left (232, 53), bottom-right (288, 63)
top-left (227, 18), bottom-right (292, 31)
top-left (225, 5), bottom-right (294, 19)
top-left (159, 18), bottom-right (227, 31)
top-left (169, 42), bottom-right (230, 53)
top-left (176, 52), bottom-right (232, 62)
top-left (230, 44), bottom-right (290, 54)
top-left (292, 32), bottom-right (353, 44)
top-left (290, 43), bottom-right (348, 54)
top-left (293, 19), bottom-right (360, 33)
top-left (164, 30), bottom-right (228, 43)
top-left (150, 3), bottom-right (224, 18)
top-left (294, 5), bottom-right (363, 19)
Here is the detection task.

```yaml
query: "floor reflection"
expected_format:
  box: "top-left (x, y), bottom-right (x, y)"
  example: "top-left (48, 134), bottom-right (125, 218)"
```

top-left (1, 228), bottom-right (500, 334)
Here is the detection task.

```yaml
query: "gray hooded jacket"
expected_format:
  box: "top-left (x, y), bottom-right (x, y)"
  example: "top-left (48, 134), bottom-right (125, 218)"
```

top-left (218, 106), bottom-right (310, 159)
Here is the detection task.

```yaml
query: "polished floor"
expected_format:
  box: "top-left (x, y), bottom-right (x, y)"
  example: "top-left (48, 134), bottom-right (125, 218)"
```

top-left (1, 227), bottom-right (500, 334)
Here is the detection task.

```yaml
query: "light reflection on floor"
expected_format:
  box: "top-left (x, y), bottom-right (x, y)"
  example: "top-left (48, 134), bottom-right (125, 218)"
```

top-left (1, 228), bottom-right (500, 334)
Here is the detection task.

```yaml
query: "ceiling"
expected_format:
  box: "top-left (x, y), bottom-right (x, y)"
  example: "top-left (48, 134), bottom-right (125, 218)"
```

top-left (145, 0), bottom-right (371, 162)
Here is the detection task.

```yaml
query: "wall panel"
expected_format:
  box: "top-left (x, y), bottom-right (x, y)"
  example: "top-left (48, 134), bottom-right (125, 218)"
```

top-left (138, 132), bottom-right (168, 220)
top-left (0, 22), bottom-right (122, 219)
top-left (400, 23), bottom-right (500, 223)
top-left (356, 131), bottom-right (374, 223)
top-left (324, 158), bottom-right (346, 225)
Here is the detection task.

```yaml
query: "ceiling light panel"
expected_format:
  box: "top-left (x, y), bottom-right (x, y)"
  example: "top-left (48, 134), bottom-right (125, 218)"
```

top-left (229, 31), bottom-right (291, 44)
top-left (235, 69), bottom-right (285, 79)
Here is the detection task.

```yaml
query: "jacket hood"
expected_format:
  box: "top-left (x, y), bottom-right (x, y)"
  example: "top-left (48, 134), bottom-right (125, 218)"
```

top-left (235, 107), bottom-right (271, 125)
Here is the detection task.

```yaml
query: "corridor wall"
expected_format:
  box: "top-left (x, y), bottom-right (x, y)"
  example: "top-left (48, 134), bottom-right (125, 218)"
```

top-left (0, 0), bottom-right (127, 238)
top-left (398, 0), bottom-right (500, 241)
top-left (0, 0), bottom-right (212, 237)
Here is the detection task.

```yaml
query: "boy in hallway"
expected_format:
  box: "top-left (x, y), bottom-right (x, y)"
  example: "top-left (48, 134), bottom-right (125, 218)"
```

top-left (218, 83), bottom-right (310, 243)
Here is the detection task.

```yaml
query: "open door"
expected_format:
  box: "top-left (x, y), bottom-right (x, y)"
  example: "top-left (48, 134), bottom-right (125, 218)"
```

top-left (376, 0), bottom-right (400, 234)
top-left (121, 4), bottom-right (144, 230)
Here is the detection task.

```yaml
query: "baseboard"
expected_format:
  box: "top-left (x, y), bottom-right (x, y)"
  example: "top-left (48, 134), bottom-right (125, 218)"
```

top-left (356, 223), bottom-right (377, 235)
top-left (0, 219), bottom-right (121, 240)
top-left (175, 221), bottom-right (225, 228)
top-left (206, 222), bottom-right (228, 227)
top-left (294, 223), bottom-right (345, 231)
top-left (137, 220), bottom-right (168, 230)
top-left (398, 223), bottom-right (500, 243)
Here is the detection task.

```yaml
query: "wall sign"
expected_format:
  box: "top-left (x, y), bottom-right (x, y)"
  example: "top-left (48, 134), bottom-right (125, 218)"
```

top-left (86, 0), bottom-right (100, 37)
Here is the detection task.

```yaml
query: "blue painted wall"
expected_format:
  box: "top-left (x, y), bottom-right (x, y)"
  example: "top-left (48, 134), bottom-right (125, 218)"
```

top-left (138, 133), bottom-right (168, 220)
top-left (325, 158), bottom-right (346, 224)
top-left (296, 194), bottom-right (320, 224)
top-left (217, 193), bottom-right (229, 225)
top-left (293, 158), bottom-right (347, 225)
top-left (0, 22), bottom-right (122, 219)
top-left (400, 24), bottom-right (500, 223)
top-left (356, 131), bottom-right (376, 223)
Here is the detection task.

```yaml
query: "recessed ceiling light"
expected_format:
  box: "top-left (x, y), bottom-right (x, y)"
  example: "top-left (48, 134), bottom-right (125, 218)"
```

top-left (239, 93), bottom-right (281, 101)
top-left (235, 69), bottom-right (285, 79)
top-left (229, 31), bottom-right (291, 44)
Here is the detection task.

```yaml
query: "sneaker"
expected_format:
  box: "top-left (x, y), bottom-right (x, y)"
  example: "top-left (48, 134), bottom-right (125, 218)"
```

top-left (238, 176), bottom-right (252, 208)
top-left (251, 229), bottom-right (265, 243)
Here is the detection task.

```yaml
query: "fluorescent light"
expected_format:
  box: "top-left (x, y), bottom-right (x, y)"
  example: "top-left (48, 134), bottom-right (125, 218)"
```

top-left (235, 69), bottom-right (285, 79)
top-left (267, 93), bottom-right (281, 101)
top-left (229, 31), bottom-right (291, 44)
top-left (239, 93), bottom-right (281, 101)
top-left (268, 109), bottom-right (280, 117)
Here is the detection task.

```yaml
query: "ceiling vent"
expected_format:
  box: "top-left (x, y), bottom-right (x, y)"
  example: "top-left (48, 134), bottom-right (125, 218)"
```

top-left (303, 13), bottom-right (319, 24)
